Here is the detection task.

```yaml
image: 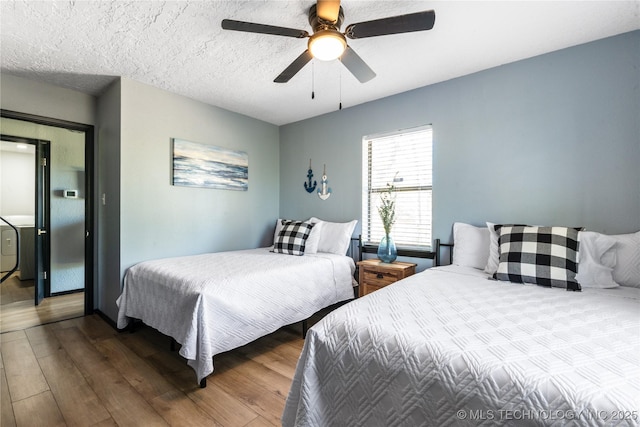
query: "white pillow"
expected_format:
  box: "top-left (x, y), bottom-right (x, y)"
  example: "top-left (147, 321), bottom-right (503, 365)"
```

top-left (309, 217), bottom-right (357, 256)
top-left (272, 218), bottom-right (285, 246)
top-left (304, 221), bottom-right (323, 254)
top-left (610, 231), bottom-right (640, 288)
top-left (575, 231), bottom-right (619, 288)
top-left (484, 222), bottom-right (500, 275)
top-left (452, 222), bottom-right (490, 270)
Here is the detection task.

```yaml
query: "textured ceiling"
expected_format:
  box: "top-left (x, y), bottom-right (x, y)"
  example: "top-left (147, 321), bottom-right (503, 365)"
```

top-left (1, 1), bottom-right (639, 125)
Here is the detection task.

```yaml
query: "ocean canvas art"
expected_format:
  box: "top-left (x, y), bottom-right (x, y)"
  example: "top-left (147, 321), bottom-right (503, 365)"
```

top-left (172, 138), bottom-right (248, 190)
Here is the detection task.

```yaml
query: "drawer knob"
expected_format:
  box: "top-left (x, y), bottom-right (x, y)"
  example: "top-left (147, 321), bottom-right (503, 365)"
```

top-left (376, 273), bottom-right (384, 279)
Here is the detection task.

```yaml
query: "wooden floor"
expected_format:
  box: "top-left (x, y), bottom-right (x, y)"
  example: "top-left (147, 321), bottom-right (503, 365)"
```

top-left (1, 312), bottom-right (316, 426)
top-left (1, 274), bottom-right (84, 333)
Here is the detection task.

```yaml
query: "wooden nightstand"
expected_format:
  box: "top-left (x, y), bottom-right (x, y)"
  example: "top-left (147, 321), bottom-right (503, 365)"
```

top-left (357, 259), bottom-right (417, 297)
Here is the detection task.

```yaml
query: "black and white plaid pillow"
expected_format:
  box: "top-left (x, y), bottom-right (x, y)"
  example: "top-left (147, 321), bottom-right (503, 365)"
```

top-left (271, 220), bottom-right (314, 256)
top-left (493, 225), bottom-right (581, 291)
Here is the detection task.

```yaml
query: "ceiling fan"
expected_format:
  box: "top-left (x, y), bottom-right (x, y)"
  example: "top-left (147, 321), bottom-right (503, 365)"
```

top-left (221, 0), bottom-right (435, 84)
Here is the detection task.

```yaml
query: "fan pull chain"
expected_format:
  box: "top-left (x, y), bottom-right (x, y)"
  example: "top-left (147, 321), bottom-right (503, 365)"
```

top-left (339, 67), bottom-right (342, 110)
top-left (311, 61), bottom-right (315, 100)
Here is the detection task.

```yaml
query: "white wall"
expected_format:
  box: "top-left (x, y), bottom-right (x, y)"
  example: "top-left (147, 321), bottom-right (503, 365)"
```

top-left (0, 148), bottom-right (34, 216)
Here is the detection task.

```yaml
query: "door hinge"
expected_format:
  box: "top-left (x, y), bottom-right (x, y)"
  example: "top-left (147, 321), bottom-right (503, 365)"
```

top-left (43, 271), bottom-right (47, 280)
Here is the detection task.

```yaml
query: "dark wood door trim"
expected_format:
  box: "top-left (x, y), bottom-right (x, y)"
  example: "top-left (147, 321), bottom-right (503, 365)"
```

top-left (1, 109), bottom-right (96, 315)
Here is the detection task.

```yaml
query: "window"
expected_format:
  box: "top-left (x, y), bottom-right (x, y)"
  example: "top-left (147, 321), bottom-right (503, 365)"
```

top-left (362, 125), bottom-right (432, 249)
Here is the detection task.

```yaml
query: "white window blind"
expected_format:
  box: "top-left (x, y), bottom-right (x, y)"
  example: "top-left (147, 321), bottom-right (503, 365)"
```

top-left (362, 126), bottom-right (432, 248)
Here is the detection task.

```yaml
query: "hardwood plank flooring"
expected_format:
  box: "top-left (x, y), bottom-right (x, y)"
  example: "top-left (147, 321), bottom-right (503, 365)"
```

top-left (1, 274), bottom-right (84, 333)
top-left (2, 332), bottom-right (49, 402)
top-left (0, 274), bottom-right (32, 305)
top-left (0, 311), bottom-right (329, 426)
top-left (1, 362), bottom-right (16, 427)
top-left (12, 390), bottom-right (66, 427)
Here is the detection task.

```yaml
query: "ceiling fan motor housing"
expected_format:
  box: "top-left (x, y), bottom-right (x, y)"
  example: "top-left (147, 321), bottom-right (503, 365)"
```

top-left (309, 4), bottom-right (344, 30)
top-left (307, 4), bottom-right (347, 61)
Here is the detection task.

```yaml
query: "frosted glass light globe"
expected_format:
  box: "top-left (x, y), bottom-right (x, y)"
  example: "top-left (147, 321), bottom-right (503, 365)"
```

top-left (308, 30), bottom-right (346, 61)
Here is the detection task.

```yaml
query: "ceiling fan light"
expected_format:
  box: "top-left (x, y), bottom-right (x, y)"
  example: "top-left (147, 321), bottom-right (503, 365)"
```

top-left (308, 30), bottom-right (346, 61)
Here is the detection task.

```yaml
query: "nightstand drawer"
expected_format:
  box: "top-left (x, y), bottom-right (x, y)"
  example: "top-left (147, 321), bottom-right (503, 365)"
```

top-left (363, 269), bottom-right (399, 287)
top-left (357, 259), bottom-right (417, 297)
top-left (360, 283), bottom-right (387, 295)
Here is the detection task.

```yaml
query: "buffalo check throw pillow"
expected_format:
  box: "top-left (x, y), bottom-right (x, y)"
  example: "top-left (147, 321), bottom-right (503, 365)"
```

top-left (494, 225), bottom-right (581, 291)
top-left (272, 220), bottom-right (314, 256)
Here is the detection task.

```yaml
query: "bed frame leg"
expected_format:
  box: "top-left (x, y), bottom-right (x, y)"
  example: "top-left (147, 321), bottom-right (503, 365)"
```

top-left (302, 319), bottom-right (308, 338)
top-left (199, 378), bottom-right (207, 388)
top-left (128, 320), bottom-right (138, 334)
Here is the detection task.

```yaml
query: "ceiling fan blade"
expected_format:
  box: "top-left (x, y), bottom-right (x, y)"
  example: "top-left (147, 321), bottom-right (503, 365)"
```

top-left (316, 0), bottom-right (341, 23)
top-left (340, 46), bottom-right (376, 83)
top-left (344, 10), bottom-right (435, 39)
top-left (274, 50), bottom-right (313, 83)
top-left (222, 19), bottom-right (309, 38)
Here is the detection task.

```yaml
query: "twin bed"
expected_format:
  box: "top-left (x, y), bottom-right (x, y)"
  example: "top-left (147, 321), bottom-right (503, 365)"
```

top-left (116, 217), bottom-right (358, 386)
top-left (117, 218), bottom-right (639, 426)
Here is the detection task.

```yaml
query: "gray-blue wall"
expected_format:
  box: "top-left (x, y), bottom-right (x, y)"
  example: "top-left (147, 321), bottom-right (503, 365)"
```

top-left (0, 118), bottom-right (86, 293)
top-left (1, 75), bottom-right (94, 292)
top-left (107, 78), bottom-right (280, 321)
top-left (96, 79), bottom-right (122, 318)
top-left (2, 31), bottom-right (638, 320)
top-left (279, 31), bottom-right (640, 255)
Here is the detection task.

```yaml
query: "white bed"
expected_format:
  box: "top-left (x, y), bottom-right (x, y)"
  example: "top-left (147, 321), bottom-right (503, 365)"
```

top-left (283, 225), bottom-right (640, 426)
top-left (117, 247), bottom-right (355, 384)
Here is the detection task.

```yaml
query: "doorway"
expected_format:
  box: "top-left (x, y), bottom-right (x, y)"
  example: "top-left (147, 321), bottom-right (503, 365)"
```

top-left (0, 109), bottom-right (94, 330)
top-left (0, 136), bottom-right (50, 308)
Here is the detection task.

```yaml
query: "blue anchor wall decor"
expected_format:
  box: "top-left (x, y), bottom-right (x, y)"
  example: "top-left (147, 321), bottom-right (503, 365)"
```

top-left (318, 164), bottom-right (332, 200)
top-left (304, 159), bottom-right (317, 193)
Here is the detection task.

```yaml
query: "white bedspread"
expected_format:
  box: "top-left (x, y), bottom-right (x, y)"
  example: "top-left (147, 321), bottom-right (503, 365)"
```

top-left (283, 266), bottom-right (640, 426)
top-left (116, 247), bottom-right (355, 383)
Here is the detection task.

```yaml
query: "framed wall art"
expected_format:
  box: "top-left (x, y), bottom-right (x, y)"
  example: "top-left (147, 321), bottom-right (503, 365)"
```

top-left (172, 138), bottom-right (248, 191)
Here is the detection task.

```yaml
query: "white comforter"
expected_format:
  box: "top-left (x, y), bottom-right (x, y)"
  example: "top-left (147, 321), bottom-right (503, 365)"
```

top-left (116, 247), bottom-right (355, 383)
top-left (283, 266), bottom-right (640, 427)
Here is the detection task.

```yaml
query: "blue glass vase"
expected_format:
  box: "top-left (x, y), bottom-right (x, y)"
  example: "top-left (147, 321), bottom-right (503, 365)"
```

top-left (377, 234), bottom-right (397, 263)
